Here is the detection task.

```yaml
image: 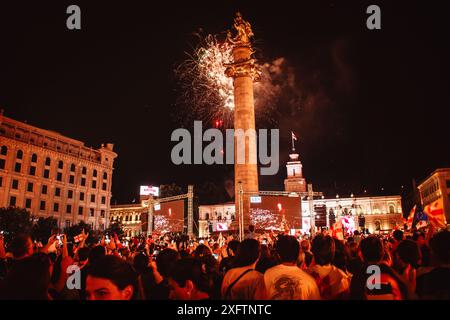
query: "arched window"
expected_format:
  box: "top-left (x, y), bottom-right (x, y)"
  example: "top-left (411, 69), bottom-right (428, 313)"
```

top-left (82, 167), bottom-right (87, 175)
top-left (103, 172), bottom-right (107, 180)
top-left (58, 160), bottom-right (63, 169)
top-left (1, 146), bottom-right (7, 155)
top-left (16, 150), bottom-right (23, 159)
top-left (45, 157), bottom-right (51, 166)
top-left (93, 169), bottom-right (97, 178)
top-left (31, 153), bottom-right (37, 163)
top-left (389, 205), bottom-right (395, 214)
top-left (70, 163), bottom-right (76, 172)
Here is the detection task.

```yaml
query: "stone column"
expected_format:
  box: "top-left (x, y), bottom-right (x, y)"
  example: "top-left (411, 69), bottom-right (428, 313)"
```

top-left (225, 13), bottom-right (260, 231)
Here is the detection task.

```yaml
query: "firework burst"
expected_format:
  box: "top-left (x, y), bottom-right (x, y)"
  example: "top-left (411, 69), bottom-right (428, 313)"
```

top-left (175, 32), bottom-right (301, 129)
top-left (175, 34), bottom-right (235, 127)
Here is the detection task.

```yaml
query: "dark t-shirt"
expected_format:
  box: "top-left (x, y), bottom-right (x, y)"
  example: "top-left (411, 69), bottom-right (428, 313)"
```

top-left (416, 267), bottom-right (450, 299)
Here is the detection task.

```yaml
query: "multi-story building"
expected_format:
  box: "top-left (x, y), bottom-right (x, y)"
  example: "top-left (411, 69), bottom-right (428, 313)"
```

top-left (0, 111), bottom-right (117, 230)
top-left (418, 168), bottom-right (450, 224)
top-left (302, 195), bottom-right (403, 234)
top-left (109, 204), bottom-right (146, 238)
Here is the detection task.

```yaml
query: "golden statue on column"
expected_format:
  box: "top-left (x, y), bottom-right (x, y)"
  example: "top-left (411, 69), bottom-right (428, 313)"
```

top-left (225, 13), bottom-right (260, 233)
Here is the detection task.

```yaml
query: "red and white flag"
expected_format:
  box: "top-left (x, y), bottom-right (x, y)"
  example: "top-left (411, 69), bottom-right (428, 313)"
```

top-left (424, 198), bottom-right (447, 229)
top-left (291, 131), bottom-right (298, 141)
top-left (406, 205), bottom-right (416, 229)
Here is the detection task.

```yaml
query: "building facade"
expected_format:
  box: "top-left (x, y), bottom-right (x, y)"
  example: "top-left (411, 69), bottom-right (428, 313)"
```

top-left (418, 168), bottom-right (450, 224)
top-left (110, 204), bottom-right (146, 238)
top-left (0, 112), bottom-right (117, 230)
top-left (197, 149), bottom-right (403, 237)
top-left (197, 195), bottom-right (403, 237)
top-left (302, 195), bottom-right (403, 234)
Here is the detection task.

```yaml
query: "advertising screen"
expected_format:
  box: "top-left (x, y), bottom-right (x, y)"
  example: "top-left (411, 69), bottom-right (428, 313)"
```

top-left (140, 186), bottom-right (160, 196)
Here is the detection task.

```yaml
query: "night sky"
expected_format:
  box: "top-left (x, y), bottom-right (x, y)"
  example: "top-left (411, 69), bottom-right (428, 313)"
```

top-left (0, 1), bottom-right (449, 205)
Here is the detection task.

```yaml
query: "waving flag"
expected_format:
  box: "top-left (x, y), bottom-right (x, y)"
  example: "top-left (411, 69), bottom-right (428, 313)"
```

top-left (424, 198), bottom-right (447, 228)
top-left (406, 205), bottom-right (416, 229)
top-left (291, 131), bottom-right (298, 141)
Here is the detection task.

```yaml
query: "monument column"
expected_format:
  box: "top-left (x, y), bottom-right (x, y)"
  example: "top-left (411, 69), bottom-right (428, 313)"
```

top-left (225, 13), bottom-right (260, 230)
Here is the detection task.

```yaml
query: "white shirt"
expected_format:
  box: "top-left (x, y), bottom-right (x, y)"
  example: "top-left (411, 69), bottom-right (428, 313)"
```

top-left (264, 264), bottom-right (321, 300)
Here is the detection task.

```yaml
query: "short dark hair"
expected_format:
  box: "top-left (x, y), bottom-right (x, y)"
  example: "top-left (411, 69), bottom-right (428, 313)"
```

top-left (170, 257), bottom-right (209, 293)
top-left (429, 230), bottom-right (450, 265)
top-left (226, 240), bottom-right (240, 256)
top-left (10, 234), bottom-right (31, 258)
top-left (393, 230), bottom-right (404, 242)
top-left (248, 225), bottom-right (255, 232)
top-left (156, 248), bottom-right (179, 278)
top-left (77, 247), bottom-right (90, 262)
top-left (88, 245), bottom-right (106, 265)
top-left (133, 253), bottom-right (149, 274)
top-left (87, 255), bottom-right (138, 298)
top-left (396, 240), bottom-right (421, 268)
top-left (311, 235), bottom-right (335, 266)
top-left (360, 236), bottom-right (384, 263)
top-left (275, 235), bottom-right (299, 263)
top-left (233, 239), bottom-right (260, 267)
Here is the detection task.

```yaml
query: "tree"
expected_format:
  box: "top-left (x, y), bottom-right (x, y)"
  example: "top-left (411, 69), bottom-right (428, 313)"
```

top-left (64, 221), bottom-right (92, 242)
top-left (0, 207), bottom-right (33, 242)
top-left (105, 221), bottom-right (124, 240)
top-left (160, 183), bottom-right (183, 198)
top-left (32, 217), bottom-right (58, 243)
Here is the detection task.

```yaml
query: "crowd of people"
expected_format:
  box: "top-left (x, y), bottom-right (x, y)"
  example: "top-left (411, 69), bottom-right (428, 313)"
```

top-left (0, 225), bottom-right (449, 300)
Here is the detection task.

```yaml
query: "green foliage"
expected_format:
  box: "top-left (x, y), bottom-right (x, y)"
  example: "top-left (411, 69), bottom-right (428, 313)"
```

top-left (64, 221), bottom-right (92, 241)
top-left (105, 221), bottom-right (124, 239)
top-left (0, 207), bottom-right (33, 242)
top-left (160, 183), bottom-right (183, 198)
top-left (32, 217), bottom-right (59, 243)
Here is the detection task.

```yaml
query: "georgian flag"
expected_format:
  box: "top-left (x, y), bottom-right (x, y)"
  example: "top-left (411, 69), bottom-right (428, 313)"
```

top-left (406, 205), bottom-right (416, 229)
top-left (74, 234), bottom-right (83, 243)
top-left (292, 131), bottom-right (298, 141)
top-left (424, 198), bottom-right (447, 228)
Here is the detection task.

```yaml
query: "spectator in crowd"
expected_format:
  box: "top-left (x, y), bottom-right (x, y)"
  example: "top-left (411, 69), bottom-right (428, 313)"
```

top-left (416, 230), bottom-right (450, 299)
top-left (133, 252), bottom-right (157, 300)
top-left (392, 230), bottom-right (404, 252)
top-left (153, 248), bottom-right (180, 299)
top-left (219, 240), bottom-right (239, 275)
top-left (222, 239), bottom-right (266, 300)
top-left (413, 232), bottom-right (431, 268)
top-left (86, 255), bottom-right (138, 300)
top-left (245, 225), bottom-right (256, 240)
top-left (308, 235), bottom-right (350, 299)
top-left (169, 258), bottom-right (210, 300)
top-left (264, 235), bottom-right (320, 300)
top-left (256, 244), bottom-right (279, 274)
top-left (300, 240), bottom-right (314, 268)
top-left (349, 236), bottom-right (408, 300)
top-left (0, 253), bottom-right (52, 299)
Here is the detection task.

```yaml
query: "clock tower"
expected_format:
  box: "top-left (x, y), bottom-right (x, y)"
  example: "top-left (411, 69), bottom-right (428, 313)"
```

top-left (284, 150), bottom-right (306, 193)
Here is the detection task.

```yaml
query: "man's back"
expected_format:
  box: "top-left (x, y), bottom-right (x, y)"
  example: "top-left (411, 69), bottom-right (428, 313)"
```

top-left (221, 267), bottom-right (265, 300)
top-left (416, 267), bottom-right (450, 299)
top-left (264, 264), bottom-right (321, 300)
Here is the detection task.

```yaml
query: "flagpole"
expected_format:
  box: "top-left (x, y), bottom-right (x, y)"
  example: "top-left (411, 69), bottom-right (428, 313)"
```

top-left (291, 131), bottom-right (295, 151)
